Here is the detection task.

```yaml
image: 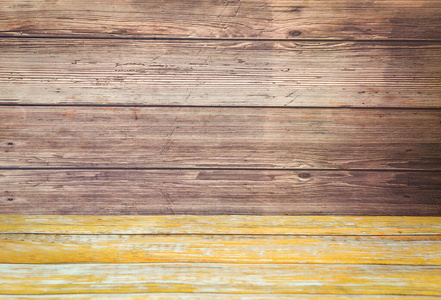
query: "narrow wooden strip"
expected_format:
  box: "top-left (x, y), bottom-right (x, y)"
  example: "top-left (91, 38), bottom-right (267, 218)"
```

top-left (1, 170), bottom-right (440, 215)
top-left (0, 263), bottom-right (440, 295)
top-left (2, 295), bottom-right (438, 300)
top-left (2, 215), bottom-right (440, 235)
top-left (1, 107), bottom-right (440, 170)
top-left (1, 39), bottom-right (440, 107)
top-left (0, 0), bottom-right (440, 40)
top-left (1, 234), bottom-right (440, 264)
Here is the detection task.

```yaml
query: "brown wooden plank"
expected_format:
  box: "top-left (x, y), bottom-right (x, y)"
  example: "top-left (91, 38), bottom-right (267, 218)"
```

top-left (1, 170), bottom-right (440, 215)
top-left (0, 0), bottom-right (440, 40)
top-left (1, 39), bottom-right (440, 107)
top-left (1, 263), bottom-right (440, 295)
top-left (1, 107), bottom-right (440, 169)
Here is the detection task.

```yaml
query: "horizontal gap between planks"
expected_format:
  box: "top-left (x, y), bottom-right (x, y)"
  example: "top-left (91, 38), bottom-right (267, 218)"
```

top-left (1, 103), bottom-right (441, 110)
top-left (1, 167), bottom-right (440, 172)
top-left (1, 35), bottom-right (441, 43)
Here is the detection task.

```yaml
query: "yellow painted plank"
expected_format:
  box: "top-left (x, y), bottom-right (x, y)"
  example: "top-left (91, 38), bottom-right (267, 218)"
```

top-left (1, 234), bottom-right (440, 265)
top-left (1, 215), bottom-right (441, 235)
top-left (2, 295), bottom-right (438, 300)
top-left (0, 263), bottom-right (440, 296)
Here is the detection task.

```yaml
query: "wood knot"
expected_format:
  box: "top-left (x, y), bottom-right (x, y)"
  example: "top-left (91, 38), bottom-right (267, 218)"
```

top-left (298, 173), bottom-right (311, 179)
top-left (289, 30), bottom-right (302, 37)
top-left (7, 142), bottom-right (14, 146)
top-left (7, 198), bottom-right (14, 201)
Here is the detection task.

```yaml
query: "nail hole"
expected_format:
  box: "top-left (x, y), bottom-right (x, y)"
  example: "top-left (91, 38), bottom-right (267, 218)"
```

top-left (7, 198), bottom-right (13, 201)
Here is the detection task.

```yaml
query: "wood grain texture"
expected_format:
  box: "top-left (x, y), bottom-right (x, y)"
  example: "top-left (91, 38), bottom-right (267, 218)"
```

top-left (1, 234), bottom-right (440, 264)
top-left (1, 39), bottom-right (440, 107)
top-left (2, 215), bottom-right (440, 235)
top-left (2, 0), bottom-right (440, 298)
top-left (1, 170), bottom-right (440, 215)
top-left (1, 107), bottom-right (440, 170)
top-left (3, 295), bottom-right (439, 300)
top-left (0, 0), bottom-right (440, 40)
top-left (1, 263), bottom-right (440, 295)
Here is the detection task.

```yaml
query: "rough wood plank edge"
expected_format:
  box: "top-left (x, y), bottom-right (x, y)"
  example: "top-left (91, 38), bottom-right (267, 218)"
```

top-left (1, 215), bottom-right (440, 235)
top-left (0, 263), bottom-right (440, 295)
top-left (0, 0), bottom-right (440, 40)
top-left (1, 234), bottom-right (440, 264)
top-left (1, 296), bottom-right (438, 300)
top-left (1, 39), bottom-right (441, 107)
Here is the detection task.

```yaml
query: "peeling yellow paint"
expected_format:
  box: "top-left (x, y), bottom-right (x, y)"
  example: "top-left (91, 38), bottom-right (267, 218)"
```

top-left (0, 233), bottom-right (440, 264)
top-left (0, 263), bottom-right (440, 296)
top-left (1, 215), bottom-right (440, 297)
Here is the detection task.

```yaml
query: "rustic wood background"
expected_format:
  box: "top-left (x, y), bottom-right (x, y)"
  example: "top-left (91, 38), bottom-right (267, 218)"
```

top-left (0, 0), bottom-right (440, 298)
top-left (1, 0), bottom-right (440, 215)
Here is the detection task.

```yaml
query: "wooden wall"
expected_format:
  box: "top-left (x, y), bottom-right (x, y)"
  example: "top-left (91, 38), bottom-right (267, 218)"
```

top-left (1, 0), bottom-right (440, 215)
top-left (0, 0), bottom-right (441, 298)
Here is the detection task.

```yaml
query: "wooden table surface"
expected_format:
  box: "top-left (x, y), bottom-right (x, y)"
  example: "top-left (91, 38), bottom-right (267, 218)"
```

top-left (0, 0), bottom-right (440, 298)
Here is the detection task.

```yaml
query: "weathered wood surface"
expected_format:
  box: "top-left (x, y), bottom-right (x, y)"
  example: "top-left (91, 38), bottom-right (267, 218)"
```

top-left (1, 39), bottom-right (440, 107)
top-left (1, 263), bottom-right (440, 296)
top-left (2, 215), bottom-right (440, 235)
top-left (1, 170), bottom-right (440, 215)
top-left (1, 216), bottom-right (440, 297)
top-left (0, 0), bottom-right (440, 40)
top-left (1, 0), bottom-right (440, 298)
top-left (1, 234), bottom-right (440, 264)
top-left (2, 295), bottom-right (438, 300)
top-left (2, 107), bottom-right (440, 170)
